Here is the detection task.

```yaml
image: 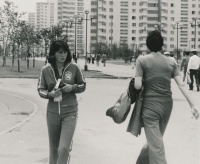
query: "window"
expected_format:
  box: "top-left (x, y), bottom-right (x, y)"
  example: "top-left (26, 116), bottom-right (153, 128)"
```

top-left (132, 37), bottom-right (135, 41)
top-left (132, 2), bottom-right (136, 5)
top-left (109, 1), bottom-right (113, 5)
top-left (132, 9), bottom-right (136, 12)
top-left (109, 8), bottom-right (113, 12)
top-left (132, 30), bottom-right (136, 34)
top-left (171, 3), bottom-right (174, 7)
top-left (192, 11), bottom-right (195, 14)
top-left (132, 16), bottom-right (136, 20)
top-left (132, 23), bottom-right (136, 26)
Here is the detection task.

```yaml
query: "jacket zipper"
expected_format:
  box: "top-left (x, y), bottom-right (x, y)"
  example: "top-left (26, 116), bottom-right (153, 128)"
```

top-left (49, 63), bottom-right (72, 114)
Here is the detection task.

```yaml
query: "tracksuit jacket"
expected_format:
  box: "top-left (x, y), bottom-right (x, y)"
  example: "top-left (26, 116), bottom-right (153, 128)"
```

top-left (37, 62), bottom-right (86, 114)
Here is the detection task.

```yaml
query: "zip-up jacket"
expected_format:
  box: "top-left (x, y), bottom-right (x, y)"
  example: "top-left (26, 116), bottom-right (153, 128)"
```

top-left (38, 62), bottom-right (86, 114)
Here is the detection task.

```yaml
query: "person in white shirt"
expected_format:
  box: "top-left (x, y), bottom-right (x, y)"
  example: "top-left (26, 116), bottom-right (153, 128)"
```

top-left (187, 49), bottom-right (200, 91)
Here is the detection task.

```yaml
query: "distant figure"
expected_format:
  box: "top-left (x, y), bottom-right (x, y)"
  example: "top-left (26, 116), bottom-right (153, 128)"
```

top-left (164, 51), bottom-right (177, 63)
top-left (87, 53), bottom-right (91, 64)
top-left (72, 53), bottom-right (77, 63)
top-left (130, 56), bottom-right (135, 69)
top-left (181, 51), bottom-right (190, 82)
top-left (102, 53), bottom-right (107, 67)
top-left (187, 49), bottom-right (200, 91)
top-left (91, 53), bottom-right (95, 64)
top-left (41, 52), bottom-right (43, 58)
top-left (96, 54), bottom-right (101, 66)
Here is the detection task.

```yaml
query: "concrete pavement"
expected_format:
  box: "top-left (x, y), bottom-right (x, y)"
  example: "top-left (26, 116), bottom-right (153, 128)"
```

top-left (0, 59), bottom-right (200, 164)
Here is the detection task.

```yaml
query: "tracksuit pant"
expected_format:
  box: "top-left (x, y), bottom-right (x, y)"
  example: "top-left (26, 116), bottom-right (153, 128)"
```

top-left (136, 97), bottom-right (173, 164)
top-left (47, 111), bottom-right (78, 164)
top-left (189, 69), bottom-right (199, 89)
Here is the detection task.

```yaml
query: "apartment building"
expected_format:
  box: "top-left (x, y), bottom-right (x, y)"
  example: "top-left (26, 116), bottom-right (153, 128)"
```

top-left (28, 13), bottom-right (36, 26)
top-left (90, 0), bottom-right (200, 55)
top-left (36, 0), bottom-right (57, 30)
top-left (186, 0), bottom-right (200, 50)
top-left (57, 0), bottom-right (84, 54)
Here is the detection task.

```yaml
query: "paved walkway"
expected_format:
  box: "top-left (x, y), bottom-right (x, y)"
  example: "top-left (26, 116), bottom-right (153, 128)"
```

top-left (0, 58), bottom-right (199, 164)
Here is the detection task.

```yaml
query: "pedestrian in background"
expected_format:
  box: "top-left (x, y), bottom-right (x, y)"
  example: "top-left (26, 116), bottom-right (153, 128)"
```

top-left (102, 53), bottom-right (107, 67)
top-left (87, 53), bottom-right (91, 64)
top-left (130, 56), bottom-right (135, 69)
top-left (91, 53), bottom-right (95, 64)
top-left (96, 53), bottom-right (101, 66)
top-left (181, 51), bottom-right (190, 82)
top-left (38, 40), bottom-right (86, 164)
top-left (187, 49), bottom-right (200, 91)
top-left (134, 30), bottom-right (199, 164)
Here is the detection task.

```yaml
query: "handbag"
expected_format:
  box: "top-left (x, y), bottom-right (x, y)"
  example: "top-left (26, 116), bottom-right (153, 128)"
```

top-left (106, 78), bottom-right (138, 124)
top-left (187, 73), bottom-right (191, 84)
top-left (106, 90), bottom-right (131, 124)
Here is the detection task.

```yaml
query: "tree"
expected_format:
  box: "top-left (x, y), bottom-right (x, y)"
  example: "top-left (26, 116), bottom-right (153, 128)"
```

top-left (0, 0), bottom-right (25, 66)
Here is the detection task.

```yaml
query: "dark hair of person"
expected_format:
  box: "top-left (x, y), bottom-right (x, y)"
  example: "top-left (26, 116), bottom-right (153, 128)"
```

top-left (185, 51), bottom-right (190, 55)
top-left (48, 40), bottom-right (72, 67)
top-left (146, 30), bottom-right (163, 52)
top-left (192, 51), bottom-right (197, 55)
top-left (170, 54), bottom-right (173, 57)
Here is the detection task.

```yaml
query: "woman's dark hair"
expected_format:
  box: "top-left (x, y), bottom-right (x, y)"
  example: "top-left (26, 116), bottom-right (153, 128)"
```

top-left (146, 30), bottom-right (163, 52)
top-left (48, 40), bottom-right (72, 66)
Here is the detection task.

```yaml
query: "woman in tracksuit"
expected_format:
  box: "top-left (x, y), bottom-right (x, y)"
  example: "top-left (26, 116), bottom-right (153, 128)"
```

top-left (38, 40), bottom-right (86, 164)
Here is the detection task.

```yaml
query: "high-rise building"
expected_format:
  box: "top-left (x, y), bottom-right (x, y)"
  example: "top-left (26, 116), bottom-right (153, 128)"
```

top-left (90, 0), bottom-right (200, 55)
top-left (57, 0), bottom-right (84, 54)
top-left (36, 0), bottom-right (57, 30)
top-left (28, 13), bottom-right (36, 26)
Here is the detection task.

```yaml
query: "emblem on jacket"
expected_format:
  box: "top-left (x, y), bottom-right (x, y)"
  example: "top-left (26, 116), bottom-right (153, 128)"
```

top-left (65, 71), bottom-right (72, 80)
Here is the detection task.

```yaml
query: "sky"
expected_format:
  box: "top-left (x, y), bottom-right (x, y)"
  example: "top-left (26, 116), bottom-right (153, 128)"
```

top-left (0, 0), bottom-right (90, 20)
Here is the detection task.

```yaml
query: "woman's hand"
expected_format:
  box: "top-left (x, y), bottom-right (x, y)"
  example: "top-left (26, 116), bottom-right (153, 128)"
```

top-left (191, 106), bottom-right (200, 120)
top-left (48, 89), bottom-right (62, 98)
top-left (61, 84), bottom-right (73, 93)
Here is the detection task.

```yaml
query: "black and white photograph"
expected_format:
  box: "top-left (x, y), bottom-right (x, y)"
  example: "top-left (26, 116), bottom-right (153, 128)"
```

top-left (0, 0), bottom-right (200, 164)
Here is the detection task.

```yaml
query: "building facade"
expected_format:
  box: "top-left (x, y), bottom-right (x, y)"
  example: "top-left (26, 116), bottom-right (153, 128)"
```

top-left (35, 0), bottom-right (57, 30)
top-left (90, 0), bottom-right (200, 55)
top-left (28, 13), bottom-right (36, 26)
top-left (57, 0), bottom-right (84, 54)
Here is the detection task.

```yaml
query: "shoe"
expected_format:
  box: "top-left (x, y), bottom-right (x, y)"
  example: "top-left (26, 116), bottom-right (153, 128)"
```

top-left (197, 87), bottom-right (199, 91)
top-left (189, 88), bottom-right (193, 90)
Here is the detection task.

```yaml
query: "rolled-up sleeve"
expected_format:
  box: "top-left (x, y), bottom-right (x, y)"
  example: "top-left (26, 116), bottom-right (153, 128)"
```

top-left (135, 56), bottom-right (143, 77)
top-left (72, 65), bottom-right (86, 93)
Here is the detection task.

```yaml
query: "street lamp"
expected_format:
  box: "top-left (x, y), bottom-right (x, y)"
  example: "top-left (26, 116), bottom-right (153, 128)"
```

top-left (190, 17), bottom-right (200, 49)
top-left (80, 10), bottom-right (94, 71)
top-left (69, 15), bottom-right (82, 62)
top-left (154, 22), bottom-right (164, 32)
top-left (172, 20), bottom-right (183, 63)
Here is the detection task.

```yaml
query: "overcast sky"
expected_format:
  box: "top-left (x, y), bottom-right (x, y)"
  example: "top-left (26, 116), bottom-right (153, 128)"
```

top-left (0, 0), bottom-right (90, 20)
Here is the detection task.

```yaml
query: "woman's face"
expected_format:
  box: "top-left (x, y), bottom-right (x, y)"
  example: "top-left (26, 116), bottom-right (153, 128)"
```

top-left (55, 48), bottom-right (67, 63)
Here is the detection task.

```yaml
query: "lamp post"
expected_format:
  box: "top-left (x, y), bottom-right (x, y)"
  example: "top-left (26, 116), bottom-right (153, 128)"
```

top-left (190, 17), bottom-right (200, 49)
top-left (172, 21), bottom-right (183, 63)
top-left (69, 15), bottom-right (82, 61)
top-left (154, 22), bottom-right (164, 32)
top-left (80, 10), bottom-right (94, 71)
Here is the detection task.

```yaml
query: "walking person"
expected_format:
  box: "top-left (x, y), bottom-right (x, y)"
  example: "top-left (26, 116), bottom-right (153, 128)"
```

top-left (187, 49), bottom-right (200, 91)
top-left (180, 51), bottom-right (190, 82)
top-left (91, 53), bottom-right (95, 64)
top-left (134, 31), bottom-right (199, 164)
top-left (102, 53), bottom-right (107, 67)
top-left (37, 40), bottom-right (86, 164)
top-left (96, 53), bottom-right (101, 66)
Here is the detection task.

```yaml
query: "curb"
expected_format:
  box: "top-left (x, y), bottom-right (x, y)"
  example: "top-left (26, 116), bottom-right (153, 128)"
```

top-left (0, 92), bottom-right (38, 136)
